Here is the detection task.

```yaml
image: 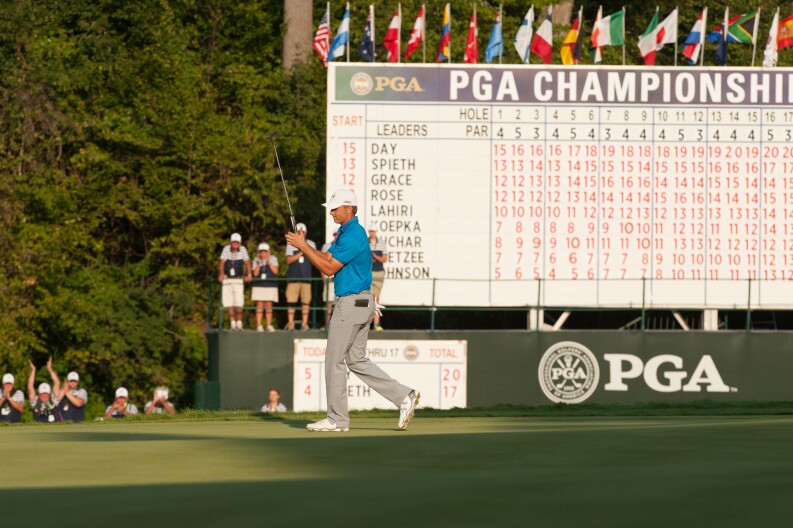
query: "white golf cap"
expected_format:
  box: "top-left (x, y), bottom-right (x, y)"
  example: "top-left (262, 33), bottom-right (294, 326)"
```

top-left (115, 387), bottom-right (129, 399)
top-left (295, 223), bottom-right (307, 233)
top-left (38, 382), bottom-right (52, 394)
top-left (322, 188), bottom-right (357, 209)
top-left (2, 373), bottom-right (13, 385)
top-left (67, 371), bottom-right (79, 382)
top-left (368, 220), bottom-right (378, 232)
top-left (258, 243), bottom-right (270, 251)
top-left (230, 233), bottom-right (242, 243)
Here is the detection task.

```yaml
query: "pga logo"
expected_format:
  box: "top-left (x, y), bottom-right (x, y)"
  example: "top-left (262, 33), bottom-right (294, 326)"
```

top-left (538, 341), bottom-right (735, 404)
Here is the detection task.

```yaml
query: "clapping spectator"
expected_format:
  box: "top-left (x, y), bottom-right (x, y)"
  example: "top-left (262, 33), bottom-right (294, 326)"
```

top-left (54, 370), bottom-right (88, 422)
top-left (27, 358), bottom-right (60, 423)
top-left (0, 373), bottom-right (25, 423)
top-left (285, 223), bottom-right (316, 330)
top-left (103, 387), bottom-right (139, 419)
top-left (219, 232), bottom-right (252, 331)
top-left (369, 222), bottom-right (388, 331)
top-left (252, 243), bottom-right (279, 332)
top-left (144, 386), bottom-right (176, 416)
top-left (260, 387), bottom-right (287, 413)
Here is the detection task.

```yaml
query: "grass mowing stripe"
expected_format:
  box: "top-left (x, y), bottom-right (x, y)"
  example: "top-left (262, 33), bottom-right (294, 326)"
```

top-left (3, 415), bottom-right (793, 527)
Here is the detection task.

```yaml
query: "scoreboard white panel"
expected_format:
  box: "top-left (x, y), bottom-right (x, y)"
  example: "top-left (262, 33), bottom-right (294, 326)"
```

top-left (327, 64), bottom-right (793, 308)
top-left (293, 339), bottom-right (467, 411)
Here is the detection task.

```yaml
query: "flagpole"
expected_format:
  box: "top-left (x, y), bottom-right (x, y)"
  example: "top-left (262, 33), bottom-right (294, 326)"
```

top-left (622, 6), bottom-right (626, 65)
top-left (499, 4), bottom-right (503, 64)
top-left (751, 7), bottom-right (761, 67)
top-left (372, 4), bottom-right (376, 62)
top-left (527, 5), bottom-right (532, 65)
top-left (700, 7), bottom-right (707, 66)
top-left (326, 2), bottom-right (331, 66)
top-left (422, 4), bottom-right (426, 63)
top-left (449, 4), bottom-right (452, 63)
top-left (674, 6), bottom-right (678, 66)
top-left (398, 3), bottom-right (402, 63)
top-left (346, 2), bottom-right (350, 62)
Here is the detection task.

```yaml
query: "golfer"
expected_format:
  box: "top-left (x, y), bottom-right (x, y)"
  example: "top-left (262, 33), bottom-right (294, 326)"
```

top-left (285, 188), bottom-right (420, 432)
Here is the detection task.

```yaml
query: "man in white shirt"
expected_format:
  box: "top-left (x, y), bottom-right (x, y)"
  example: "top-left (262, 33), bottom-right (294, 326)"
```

top-left (219, 232), bottom-right (252, 330)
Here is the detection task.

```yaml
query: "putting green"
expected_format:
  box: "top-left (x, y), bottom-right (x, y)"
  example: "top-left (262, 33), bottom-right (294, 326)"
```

top-left (3, 415), bottom-right (793, 527)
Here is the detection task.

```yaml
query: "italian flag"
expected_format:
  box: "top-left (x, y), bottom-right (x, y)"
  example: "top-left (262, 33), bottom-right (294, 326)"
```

top-left (592, 8), bottom-right (625, 47)
top-left (638, 8), bottom-right (678, 65)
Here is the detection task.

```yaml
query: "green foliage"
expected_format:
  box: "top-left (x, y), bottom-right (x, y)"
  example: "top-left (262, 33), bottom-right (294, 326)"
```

top-left (2, 0), bottom-right (792, 409)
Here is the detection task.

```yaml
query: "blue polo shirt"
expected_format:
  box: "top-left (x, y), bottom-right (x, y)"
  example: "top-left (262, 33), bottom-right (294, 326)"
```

top-left (328, 216), bottom-right (372, 296)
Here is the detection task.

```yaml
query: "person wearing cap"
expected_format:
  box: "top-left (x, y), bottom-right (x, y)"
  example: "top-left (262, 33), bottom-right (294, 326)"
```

top-left (144, 386), bottom-right (176, 416)
top-left (219, 232), bottom-right (252, 331)
top-left (320, 231), bottom-right (338, 326)
top-left (53, 370), bottom-right (89, 422)
top-left (251, 242), bottom-right (279, 332)
top-left (103, 387), bottom-right (139, 419)
top-left (0, 372), bottom-right (25, 423)
top-left (27, 358), bottom-right (61, 423)
top-left (285, 188), bottom-right (420, 432)
top-left (368, 222), bottom-right (388, 332)
top-left (284, 222), bottom-right (316, 330)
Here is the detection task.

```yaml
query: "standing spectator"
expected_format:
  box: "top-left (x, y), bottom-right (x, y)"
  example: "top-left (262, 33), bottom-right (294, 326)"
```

top-left (320, 231), bottom-right (338, 327)
top-left (144, 386), bottom-right (176, 416)
top-left (260, 387), bottom-right (287, 413)
top-left (219, 232), bottom-right (252, 331)
top-left (54, 370), bottom-right (88, 422)
top-left (285, 222), bottom-right (316, 330)
top-left (103, 387), bottom-right (139, 419)
top-left (251, 242), bottom-right (279, 332)
top-left (369, 222), bottom-right (388, 332)
top-left (0, 373), bottom-right (25, 423)
top-left (27, 358), bottom-right (60, 423)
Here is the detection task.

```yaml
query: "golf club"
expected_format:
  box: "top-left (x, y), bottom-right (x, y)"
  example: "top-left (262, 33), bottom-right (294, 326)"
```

top-left (266, 130), bottom-right (297, 233)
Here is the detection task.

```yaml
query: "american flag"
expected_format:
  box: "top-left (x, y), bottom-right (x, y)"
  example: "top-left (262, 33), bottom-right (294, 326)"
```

top-left (313, 9), bottom-right (330, 68)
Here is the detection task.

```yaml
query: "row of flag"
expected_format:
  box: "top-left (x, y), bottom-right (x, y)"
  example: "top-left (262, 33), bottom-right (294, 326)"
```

top-left (313, 4), bottom-right (793, 68)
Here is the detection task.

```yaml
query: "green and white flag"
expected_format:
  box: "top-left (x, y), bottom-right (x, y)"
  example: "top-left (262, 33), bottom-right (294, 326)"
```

top-left (591, 8), bottom-right (625, 47)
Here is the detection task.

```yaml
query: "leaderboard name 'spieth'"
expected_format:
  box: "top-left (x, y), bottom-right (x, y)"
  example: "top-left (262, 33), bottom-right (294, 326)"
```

top-left (327, 64), bottom-right (793, 309)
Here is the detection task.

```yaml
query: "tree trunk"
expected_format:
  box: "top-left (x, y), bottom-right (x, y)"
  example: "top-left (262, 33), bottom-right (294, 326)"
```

top-left (283, 0), bottom-right (313, 70)
top-left (553, 1), bottom-right (574, 26)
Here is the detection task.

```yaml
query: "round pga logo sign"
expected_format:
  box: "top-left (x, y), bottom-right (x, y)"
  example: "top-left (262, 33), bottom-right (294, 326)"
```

top-left (350, 72), bottom-right (373, 96)
top-left (538, 341), bottom-right (600, 404)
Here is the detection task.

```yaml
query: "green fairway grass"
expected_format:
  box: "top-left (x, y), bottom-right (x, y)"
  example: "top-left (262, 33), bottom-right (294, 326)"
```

top-left (3, 410), bottom-right (793, 527)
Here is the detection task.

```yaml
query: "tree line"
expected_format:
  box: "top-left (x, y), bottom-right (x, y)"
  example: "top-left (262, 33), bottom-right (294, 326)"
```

top-left (0, 0), bottom-right (785, 413)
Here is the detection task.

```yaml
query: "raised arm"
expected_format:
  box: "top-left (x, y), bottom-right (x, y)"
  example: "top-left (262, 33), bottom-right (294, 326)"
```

top-left (27, 360), bottom-right (36, 402)
top-left (285, 232), bottom-right (343, 277)
top-left (46, 357), bottom-right (61, 396)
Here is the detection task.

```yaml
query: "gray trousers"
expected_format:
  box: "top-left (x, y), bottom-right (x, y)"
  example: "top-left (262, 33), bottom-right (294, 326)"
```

top-left (325, 292), bottom-right (411, 428)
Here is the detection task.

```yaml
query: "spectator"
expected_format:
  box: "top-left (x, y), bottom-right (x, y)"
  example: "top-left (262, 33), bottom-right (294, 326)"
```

top-left (27, 358), bottom-right (60, 423)
top-left (285, 222), bottom-right (316, 330)
top-left (251, 242), bottom-right (279, 332)
top-left (53, 370), bottom-right (88, 422)
top-left (0, 373), bottom-right (25, 423)
top-left (369, 222), bottom-right (388, 332)
top-left (320, 231), bottom-right (338, 327)
top-left (144, 386), bottom-right (176, 416)
top-left (261, 387), bottom-right (287, 413)
top-left (103, 387), bottom-right (139, 419)
top-left (219, 232), bottom-right (252, 331)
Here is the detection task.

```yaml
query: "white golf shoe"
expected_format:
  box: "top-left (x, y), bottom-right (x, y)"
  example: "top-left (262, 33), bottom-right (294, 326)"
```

top-left (398, 390), bottom-right (420, 430)
top-left (307, 418), bottom-right (349, 432)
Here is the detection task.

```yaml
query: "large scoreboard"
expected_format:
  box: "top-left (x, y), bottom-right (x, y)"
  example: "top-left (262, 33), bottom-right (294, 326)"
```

top-left (326, 64), bottom-right (793, 308)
